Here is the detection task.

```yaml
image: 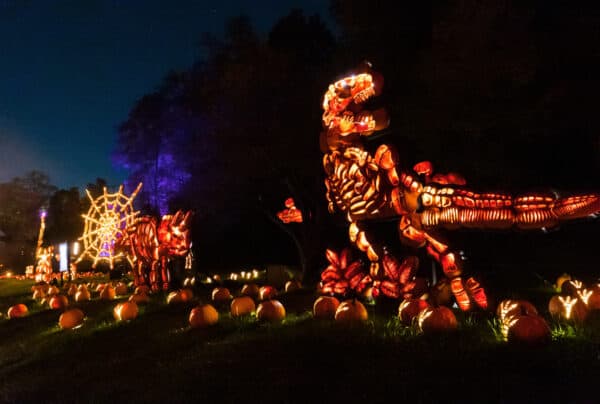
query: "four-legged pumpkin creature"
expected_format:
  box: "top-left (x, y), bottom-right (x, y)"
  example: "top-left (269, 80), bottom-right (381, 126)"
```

top-left (117, 210), bottom-right (192, 291)
top-left (321, 64), bottom-right (600, 310)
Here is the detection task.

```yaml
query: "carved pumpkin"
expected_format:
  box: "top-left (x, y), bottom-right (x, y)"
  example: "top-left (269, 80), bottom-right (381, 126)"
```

top-left (398, 299), bottom-right (430, 326)
top-left (583, 289), bottom-right (600, 310)
top-left (99, 285), bottom-right (116, 300)
top-left (75, 289), bottom-right (91, 302)
top-left (507, 315), bottom-right (551, 344)
top-left (211, 287), bottom-right (232, 303)
top-left (113, 301), bottom-right (139, 321)
top-left (285, 280), bottom-right (302, 293)
top-left (313, 296), bottom-right (340, 320)
top-left (258, 286), bottom-right (278, 301)
top-left (548, 295), bottom-right (588, 323)
top-left (189, 304), bottom-right (219, 328)
top-left (241, 283), bottom-right (260, 298)
top-left (496, 299), bottom-right (538, 320)
top-left (334, 299), bottom-right (368, 323)
top-left (59, 308), bottom-right (85, 329)
top-left (49, 295), bottom-right (69, 310)
top-left (256, 300), bottom-right (286, 322)
top-left (417, 306), bottom-right (457, 334)
top-left (114, 282), bottom-right (128, 296)
top-left (129, 292), bottom-right (150, 304)
top-left (230, 296), bottom-right (256, 317)
top-left (7, 303), bottom-right (28, 319)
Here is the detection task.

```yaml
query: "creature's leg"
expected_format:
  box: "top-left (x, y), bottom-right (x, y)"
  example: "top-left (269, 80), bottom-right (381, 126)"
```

top-left (398, 216), bottom-right (487, 311)
top-left (160, 256), bottom-right (170, 291)
top-left (349, 221), bottom-right (384, 278)
top-left (134, 261), bottom-right (145, 287)
top-left (150, 261), bottom-right (160, 292)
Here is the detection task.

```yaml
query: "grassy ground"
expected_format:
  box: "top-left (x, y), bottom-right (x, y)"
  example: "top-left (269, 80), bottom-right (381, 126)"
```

top-left (0, 271), bottom-right (599, 404)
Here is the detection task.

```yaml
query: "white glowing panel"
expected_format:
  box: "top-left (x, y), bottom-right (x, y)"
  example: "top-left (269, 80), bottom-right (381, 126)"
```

top-left (59, 243), bottom-right (68, 272)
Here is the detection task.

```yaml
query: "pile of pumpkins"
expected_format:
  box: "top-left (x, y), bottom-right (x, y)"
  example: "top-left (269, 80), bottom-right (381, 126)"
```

top-left (188, 280), bottom-right (301, 328)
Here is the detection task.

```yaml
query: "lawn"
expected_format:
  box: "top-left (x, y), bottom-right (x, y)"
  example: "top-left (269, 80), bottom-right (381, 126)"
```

top-left (0, 266), bottom-right (599, 404)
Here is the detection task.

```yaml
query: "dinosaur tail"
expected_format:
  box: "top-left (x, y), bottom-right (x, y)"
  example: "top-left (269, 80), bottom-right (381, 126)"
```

top-left (421, 192), bottom-right (600, 230)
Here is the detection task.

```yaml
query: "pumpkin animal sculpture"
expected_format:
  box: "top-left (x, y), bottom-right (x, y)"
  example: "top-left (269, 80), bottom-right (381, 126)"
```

top-left (321, 64), bottom-right (600, 311)
top-left (117, 210), bottom-right (192, 291)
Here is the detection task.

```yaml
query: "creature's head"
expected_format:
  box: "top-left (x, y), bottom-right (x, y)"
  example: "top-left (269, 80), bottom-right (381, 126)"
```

top-left (158, 210), bottom-right (192, 256)
top-left (321, 63), bottom-right (389, 151)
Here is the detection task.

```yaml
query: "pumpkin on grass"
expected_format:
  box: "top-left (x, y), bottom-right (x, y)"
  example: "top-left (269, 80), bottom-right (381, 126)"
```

top-left (75, 288), bottom-right (91, 302)
top-left (256, 300), bottom-right (286, 322)
top-left (417, 306), bottom-right (457, 334)
top-left (230, 296), bottom-right (256, 317)
top-left (334, 299), bottom-right (368, 323)
top-left (548, 295), bottom-right (588, 323)
top-left (59, 309), bottom-right (85, 329)
top-left (258, 286), bottom-right (278, 301)
top-left (398, 299), bottom-right (430, 326)
top-left (129, 292), bottom-right (150, 304)
top-left (507, 315), bottom-right (551, 344)
top-left (189, 304), bottom-right (219, 328)
top-left (99, 285), bottom-right (116, 300)
top-left (7, 304), bottom-right (28, 319)
top-left (113, 302), bottom-right (139, 321)
top-left (313, 296), bottom-right (340, 320)
top-left (211, 287), bottom-right (232, 303)
top-left (241, 283), bottom-right (260, 298)
top-left (285, 280), bottom-right (301, 293)
top-left (49, 295), bottom-right (69, 310)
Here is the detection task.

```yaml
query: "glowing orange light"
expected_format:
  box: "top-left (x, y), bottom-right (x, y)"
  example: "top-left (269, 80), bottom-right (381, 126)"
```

top-left (276, 197), bottom-right (303, 223)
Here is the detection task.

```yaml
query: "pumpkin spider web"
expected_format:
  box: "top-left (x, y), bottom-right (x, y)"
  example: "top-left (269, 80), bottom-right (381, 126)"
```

top-left (76, 183), bottom-right (143, 269)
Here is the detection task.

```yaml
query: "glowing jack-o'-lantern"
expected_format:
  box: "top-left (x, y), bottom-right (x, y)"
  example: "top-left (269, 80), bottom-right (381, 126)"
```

top-left (7, 304), bottom-right (28, 319)
top-left (189, 304), bottom-right (219, 328)
top-left (417, 306), bottom-right (457, 334)
top-left (49, 295), bottom-right (69, 310)
top-left (59, 308), bottom-right (85, 329)
top-left (334, 299), bottom-right (368, 323)
top-left (581, 288), bottom-right (600, 310)
top-left (230, 296), bottom-right (256, 317)
top-left (548, 295), bottom-right (588, 323)
top-left (256, 300), bottom-right (286, 322)
top-left (313, 296), bottom-right (340, 320)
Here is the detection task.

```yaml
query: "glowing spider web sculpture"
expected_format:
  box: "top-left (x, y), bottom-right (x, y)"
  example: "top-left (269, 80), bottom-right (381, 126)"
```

top-left (76, 183), bottom-right (143, 269)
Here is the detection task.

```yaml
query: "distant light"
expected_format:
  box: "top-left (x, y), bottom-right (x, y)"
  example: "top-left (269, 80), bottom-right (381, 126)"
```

top-left (59, 243), bottom-right (68, 272)
top-left (72, 242), bottom-right (80, 256)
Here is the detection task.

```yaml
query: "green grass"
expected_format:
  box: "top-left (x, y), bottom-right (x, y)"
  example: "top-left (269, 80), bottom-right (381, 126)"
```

top-left (1, 277), bottom-right (599, 403)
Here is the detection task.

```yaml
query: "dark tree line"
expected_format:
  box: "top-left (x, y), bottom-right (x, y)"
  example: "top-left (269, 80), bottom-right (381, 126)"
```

top-left (113, 1), bottom-right (600, 279)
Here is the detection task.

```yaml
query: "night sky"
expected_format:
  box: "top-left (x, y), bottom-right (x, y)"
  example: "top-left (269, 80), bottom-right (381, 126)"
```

top-left (0, 0), bottom-right (331, 189)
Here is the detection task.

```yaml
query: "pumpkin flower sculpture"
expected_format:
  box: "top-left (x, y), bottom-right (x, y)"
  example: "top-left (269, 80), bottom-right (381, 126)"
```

top-left (320, 248), bottom-right (371, 296)
top-left (320, 63), bottom-right (599, 311)
top-left (370, 250), bottom-right (419, 299)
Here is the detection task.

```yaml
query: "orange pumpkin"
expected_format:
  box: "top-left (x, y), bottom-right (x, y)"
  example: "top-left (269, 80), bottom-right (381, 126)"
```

top-left (49, 295), bottom-right (69, 310)
top-left (507, 315), bottom-right (551, 344)
top-left (334, 299), bottom-right (368, 323)
top-left (417, 306), bottom-right (457, 334)
top-left (189, 304), bottom-right (219, 328)
top-left (59, 308), bottom-right (85, 329)
top-left (67, 284), bottom-right (78, 297)
top-left (180, 288), bottom-right (194, 301)
top-left (167, 290), bottom-right (185, 304)
top-left (7, 303), bottom-right (28, 319)
top-left (99, 285), bottom-right (116, 300)
top-left (114, 282), bottom-right (128, 296)
top-left (113, 301), bottom-right (139, 321)
top-left (258, 286), bottom-right (278, 301)
top-left (95, 283), bottom-right (106, 293)
top-left (496, 299), bottom-right (538, 321)
top-left (548, 295), bottom-right (588, 323)
top-left (241, 283), bottom-right (260, 298)
top-left (32, 289), bottom-right (46, 301)
top-left (256, 300), bottom-right (286, 322)
top-left (398, 299), bottom-right (430, 326)
top-left (75, 289), bottom-right (91, 302)
top-left (211, 287), bottom-right (232, 303)
top-left (584, 289), bottom-right (600, 310)
top-left (129, 292), bottom-right (150, 304)
top-left (135, 285), bottom-right (151, 295)
top-left (313, 296), bottom-right (340, 320)
top-left (47, 285), bottom-right (60, 296)
top-left (561, 280), bottom-right (584, 296)
top-left (285, 280), bottom-right (301, 293)
top-left (230, 296), bottom-right (256, 317)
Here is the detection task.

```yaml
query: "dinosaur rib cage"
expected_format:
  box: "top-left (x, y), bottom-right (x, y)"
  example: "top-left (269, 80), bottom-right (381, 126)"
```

top-left (323, 151), bottom-right (391, 222)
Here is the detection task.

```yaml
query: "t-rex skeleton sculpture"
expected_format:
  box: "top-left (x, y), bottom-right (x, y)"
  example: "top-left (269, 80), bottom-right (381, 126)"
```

top-left (321, 64), bottom-right (600, 310)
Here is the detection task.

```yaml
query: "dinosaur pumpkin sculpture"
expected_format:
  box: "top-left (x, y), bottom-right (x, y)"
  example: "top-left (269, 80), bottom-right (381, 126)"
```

top-left (117, 210), bottom-right (192, 291)
top-left (321, 63), bottom-right (600, 311)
